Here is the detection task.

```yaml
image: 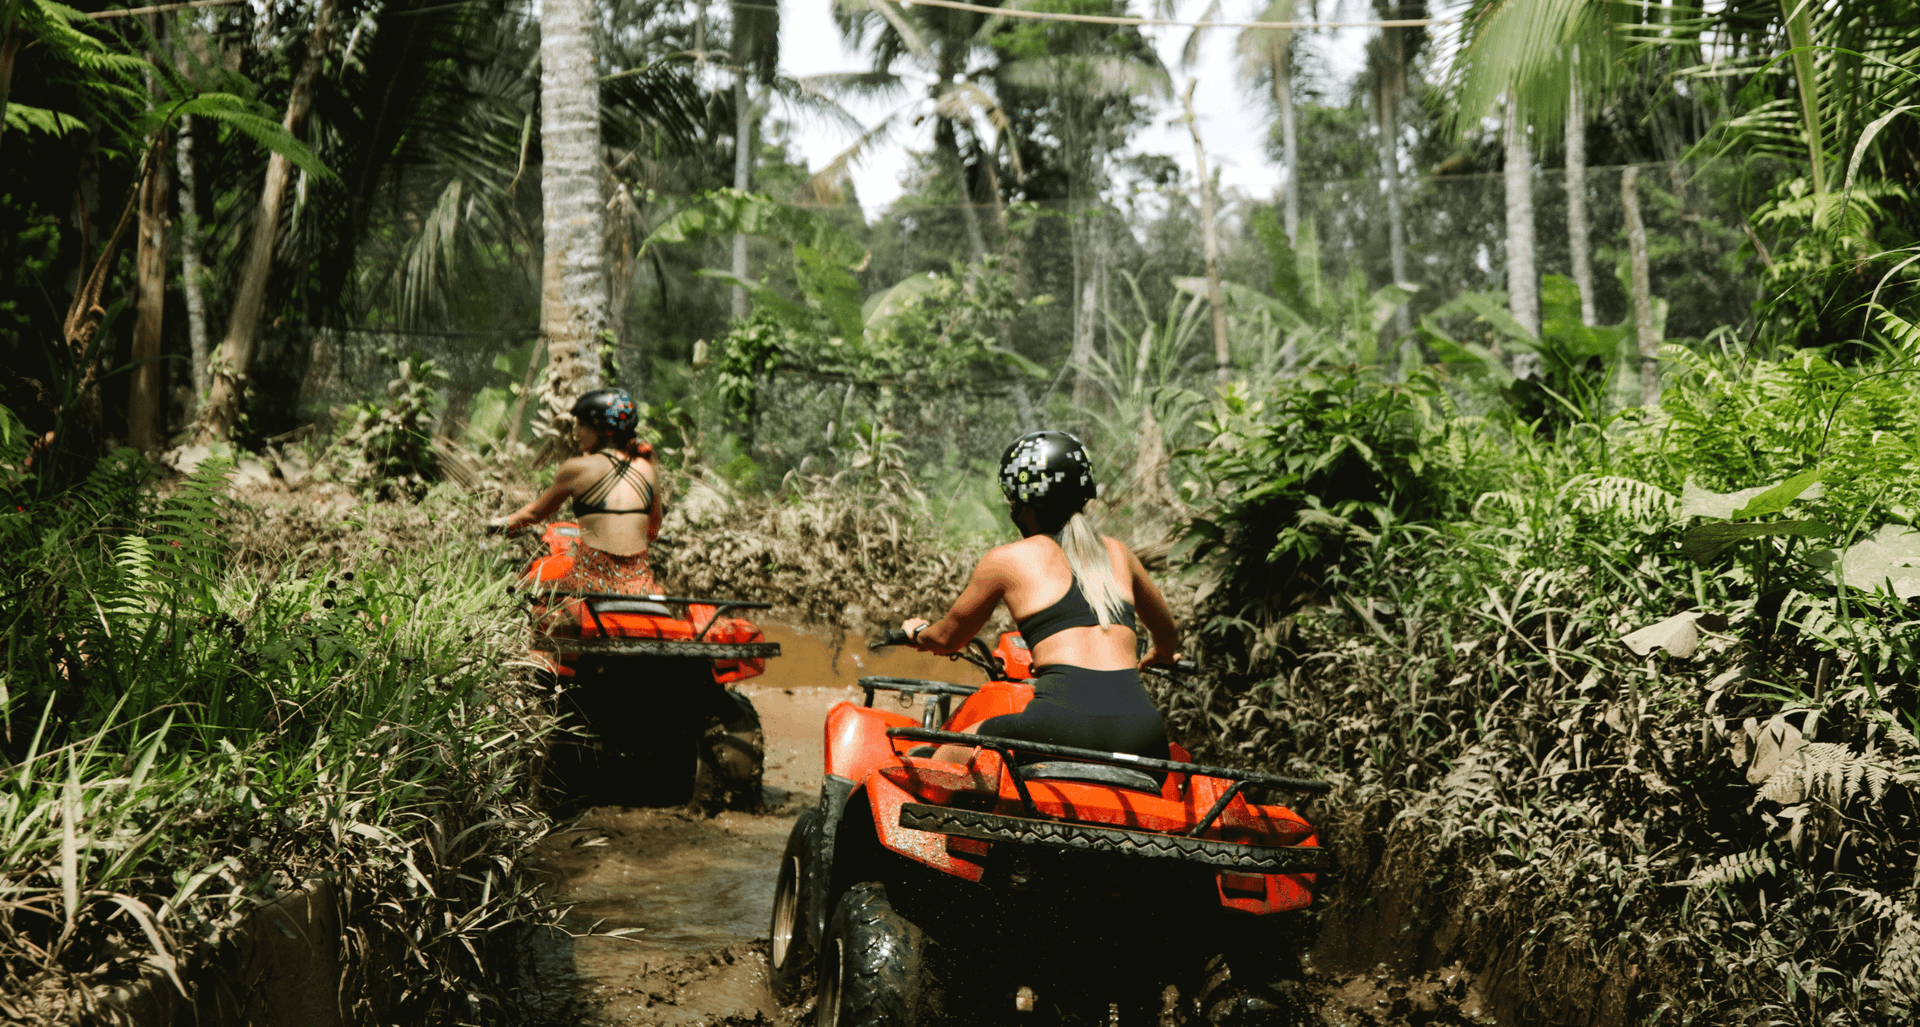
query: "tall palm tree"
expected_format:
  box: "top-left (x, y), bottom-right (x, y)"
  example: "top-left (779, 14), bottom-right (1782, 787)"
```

top-left (1366, 0), bottom-right (1427, 341)
top-left (830, 0), bottom-right (1012, 263)
top-left (196, 0), bottom-right (341, 442)
top-left (1451, 0), bottom-right (1635, 343)
top-left (1240, 0), bottom-right (1299, 242)
top-left (535, 0), bottom-right (611, 433)
top-left (730, 0), bottom-right (779, 318)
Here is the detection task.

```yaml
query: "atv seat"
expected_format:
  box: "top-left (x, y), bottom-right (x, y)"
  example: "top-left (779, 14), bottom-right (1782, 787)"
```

top-left (588, 599), bottom-right (676, 617)
top-left (1022, 761), bottom-right (1162, 793)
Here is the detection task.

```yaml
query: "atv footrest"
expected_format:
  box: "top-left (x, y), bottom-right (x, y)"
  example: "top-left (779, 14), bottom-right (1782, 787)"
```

top-left (540, 639), bottom-right (784, 659)
top-left (898, 803), bottom-right (1332, 874)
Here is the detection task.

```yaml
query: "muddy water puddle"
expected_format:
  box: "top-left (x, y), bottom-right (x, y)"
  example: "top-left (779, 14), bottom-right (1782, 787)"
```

top-left (518, 622), bottom-right (974, 1025)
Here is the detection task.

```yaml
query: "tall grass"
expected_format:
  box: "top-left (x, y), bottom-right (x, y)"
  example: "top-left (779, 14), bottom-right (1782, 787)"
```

top-left (1156, 347), bottom-right (1920, 1023)
top-left (0, 416), bottom-right (558, 1021)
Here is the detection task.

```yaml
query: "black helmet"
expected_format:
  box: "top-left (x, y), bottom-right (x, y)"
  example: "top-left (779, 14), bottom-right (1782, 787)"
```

top-left (999, 431), bottom-right (1096, 511)
top-left (570, 387), bottom-right (639, 437)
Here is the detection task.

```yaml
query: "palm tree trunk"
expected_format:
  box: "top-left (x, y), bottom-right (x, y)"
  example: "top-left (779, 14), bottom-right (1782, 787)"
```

top-left (1622, 165), bottom-right (1658, 407)
top-left (536, 0), bottom-right (610, 439)
top-left (1376, 30), bottom-right (1408, 347)
top-left (1182, 81), bottom-right (1230, 384)
top-left (1503, 97), bottom-right (1540, 340)
top-left (1565, 57), bottom-right (1596, 326)
top-left (1265, 0), bottom-right (1298, 243)
top-left (130, 16), bottom-right (168, 453)
top-left (195, 0), bottom-right (338, 442)
top-left (731, 74), bottom-right (751, 320)
top-left (0, 0), bottom-right (21, 156)
top-left (940, 120), bottom-right (987, 263)
top-left (175, 114), bottom-right (211, 400)
top-left (131, 130), bottom-right (168, 452)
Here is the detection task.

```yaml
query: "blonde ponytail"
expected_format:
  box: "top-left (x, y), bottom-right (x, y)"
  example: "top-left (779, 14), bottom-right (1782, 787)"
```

top-left (1059, 510), bottom-right (1128, 628)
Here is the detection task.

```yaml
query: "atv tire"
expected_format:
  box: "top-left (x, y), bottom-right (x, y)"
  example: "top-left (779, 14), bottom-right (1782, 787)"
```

top-left (695, 690), bottom-right (765, 811)
top-left (816, 881), bottom-right (941, 1027)
top-left (1196, 954), bottom-right (1320, 1027)
top-left (770, 808), bottom-right (820, 1004)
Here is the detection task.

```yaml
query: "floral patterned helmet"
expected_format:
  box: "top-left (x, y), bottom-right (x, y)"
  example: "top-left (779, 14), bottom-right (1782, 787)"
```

top-left (570, 388), bottom-right (639, 436)
top-left (998, 431), bottom-right (1097, 510)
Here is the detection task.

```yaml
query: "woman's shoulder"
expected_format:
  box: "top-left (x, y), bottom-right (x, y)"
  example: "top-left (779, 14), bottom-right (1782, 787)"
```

top-left (556, 453), bottom-right (608, 479)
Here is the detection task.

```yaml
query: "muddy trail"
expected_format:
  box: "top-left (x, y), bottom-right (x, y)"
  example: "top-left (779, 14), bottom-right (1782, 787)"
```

top-left (512, 623), bottom-right (1497, 1027)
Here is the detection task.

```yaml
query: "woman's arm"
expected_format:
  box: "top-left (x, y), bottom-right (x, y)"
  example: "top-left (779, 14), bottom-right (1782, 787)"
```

top-left (902, 548), bottom-right (1011, 655)
top-left (1123, 542), bottom-right (1181, 666)
top-left (646, 462), bottom-right (665, 542)
top-left (494, 460), bottom-right (585, 530)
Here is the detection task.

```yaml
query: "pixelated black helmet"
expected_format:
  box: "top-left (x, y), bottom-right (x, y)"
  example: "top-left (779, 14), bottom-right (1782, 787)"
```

top-left (999, 431), bottom-right (1097, 511)
top-left (570, 387), bottom-right (639, 437)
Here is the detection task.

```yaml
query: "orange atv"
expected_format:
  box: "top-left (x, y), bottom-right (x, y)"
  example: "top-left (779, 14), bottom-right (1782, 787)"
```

top-left (514, 522), bottom-right (782, 808)
top-left (769, 630), bottom-right (1331, 1025)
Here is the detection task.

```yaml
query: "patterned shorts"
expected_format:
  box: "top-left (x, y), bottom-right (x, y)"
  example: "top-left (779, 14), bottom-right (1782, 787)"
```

top-left (535, 544), bottom-right (661, 636)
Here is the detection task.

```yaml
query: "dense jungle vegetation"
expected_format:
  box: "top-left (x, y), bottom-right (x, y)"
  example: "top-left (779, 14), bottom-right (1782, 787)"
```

top-left (3, 0), bottom-right (1920, 1021)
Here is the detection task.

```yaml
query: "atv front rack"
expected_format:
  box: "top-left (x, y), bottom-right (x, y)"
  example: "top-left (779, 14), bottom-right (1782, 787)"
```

top-left (886, 727), bottom-right (1330, 838)
top-left (861, 677), bottom-right (981, 730)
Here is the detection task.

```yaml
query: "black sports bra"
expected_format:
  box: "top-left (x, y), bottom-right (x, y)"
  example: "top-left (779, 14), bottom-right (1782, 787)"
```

top-left (573, 454), bottom-right (656, 517)
top-left (1014, 539), bottom-right (1138, 649)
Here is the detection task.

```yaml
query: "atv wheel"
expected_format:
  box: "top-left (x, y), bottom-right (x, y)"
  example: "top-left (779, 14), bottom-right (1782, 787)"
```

top-left (696, 690), bottom-right (765, 811)
top-left (816, 882), bottom-right (940, 1027)
top-left (770, 808), bottom-right (820, 1004)
top-left (1196, 954), bottom-right (1319, 1027)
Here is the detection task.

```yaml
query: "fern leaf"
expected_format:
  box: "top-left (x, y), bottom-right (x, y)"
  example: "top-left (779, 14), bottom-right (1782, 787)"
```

top-left (4, 104), bottom-right (86, 138)
top-left (1685, 847), bottom-right (1775, 889)
top-left (1562, 474), bottom-right (1677, 523)
top-left (1759, 742), bottom-right (1901, 806)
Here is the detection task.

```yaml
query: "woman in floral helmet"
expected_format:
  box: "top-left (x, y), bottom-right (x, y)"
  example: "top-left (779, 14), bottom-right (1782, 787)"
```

top-left (493, 387), bottom-right (663, 597)
top-left (900, 430), bottom-right (1181, 761)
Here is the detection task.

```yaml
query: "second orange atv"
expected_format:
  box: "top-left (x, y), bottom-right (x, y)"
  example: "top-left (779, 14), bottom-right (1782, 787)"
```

top-left (514, 522), bottom-right (783, 807)
top-left (769, 630), bottom-right (1332, 1025)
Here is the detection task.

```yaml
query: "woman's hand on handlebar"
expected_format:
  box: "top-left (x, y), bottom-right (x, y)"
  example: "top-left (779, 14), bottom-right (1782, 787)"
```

top-left (900, 617), bottom-right (931, 651)
top-left (487, 515), bottom-right (534, 536)
top-left (1139, 647), bottom-right (1187, 671)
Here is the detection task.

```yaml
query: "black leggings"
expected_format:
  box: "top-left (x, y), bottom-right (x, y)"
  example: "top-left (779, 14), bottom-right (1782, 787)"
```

top-left (975, 664), bottom-right (1169, 761)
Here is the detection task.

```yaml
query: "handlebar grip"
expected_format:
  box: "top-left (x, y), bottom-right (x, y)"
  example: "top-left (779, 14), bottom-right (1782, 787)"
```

top-left (872, 628), bottom-right (912, 650)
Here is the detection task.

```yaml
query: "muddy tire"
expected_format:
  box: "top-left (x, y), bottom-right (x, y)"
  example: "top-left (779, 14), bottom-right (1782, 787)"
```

top-left (695, 690), bottom-right (765, 811)
top-left (770, 808), bottom-right (820, 1004)
top-left (815, 882), bottom-right (940, 1027)
top-left (625, 734), bottom-right (701, 807)
top-left (1196, 954), bottom-right (1319, 1027)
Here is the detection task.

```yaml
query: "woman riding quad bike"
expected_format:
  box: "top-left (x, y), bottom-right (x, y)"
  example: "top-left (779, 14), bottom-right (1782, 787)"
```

top-left (900, 430), bottom-right (1183, 764)
top-left (494, 390), bottom-right (778, 808)
top-left (769, 433), bottom-right (1330, 1025)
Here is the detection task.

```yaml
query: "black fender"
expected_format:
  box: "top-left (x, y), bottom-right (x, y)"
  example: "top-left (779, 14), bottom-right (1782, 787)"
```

top-left (802, 774), bottom-right (857, 953)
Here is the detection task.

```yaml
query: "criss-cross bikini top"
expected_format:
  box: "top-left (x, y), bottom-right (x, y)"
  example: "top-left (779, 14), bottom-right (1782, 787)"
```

top-left (1013, 537), bottom-right (1138, 649)
top-left (573, 454), bottom-right (656, 517)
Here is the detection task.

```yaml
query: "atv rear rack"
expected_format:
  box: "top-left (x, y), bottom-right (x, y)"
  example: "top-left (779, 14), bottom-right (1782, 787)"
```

top-left (896, 803), bottom-right (1332, 874)
top-left (886, 727), bottom-right (1330, 838)
top-left (539, 638), bottom-right (784, 658)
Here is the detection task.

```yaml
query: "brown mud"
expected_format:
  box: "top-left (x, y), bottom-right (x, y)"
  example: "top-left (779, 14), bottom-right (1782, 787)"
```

top-left (516, 622), bottom-right (982, 1025)
top-left (514, 622), bottom-right (1492, 1027)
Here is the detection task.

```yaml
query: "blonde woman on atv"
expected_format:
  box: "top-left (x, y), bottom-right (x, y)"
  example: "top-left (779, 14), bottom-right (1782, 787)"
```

top-left (901, 431), bottom-right (1182, 763)
top-left (491, 388), bottom-right (665, 600)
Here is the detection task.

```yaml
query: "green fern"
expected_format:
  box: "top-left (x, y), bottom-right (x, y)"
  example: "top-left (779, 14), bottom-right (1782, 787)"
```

top-left (1685, 847), bottom-right (1776, 889)
top-left (1562, 474), bottom-right (1677, 523)
top-left (104, 536), bottom-right (158, 631)
top-left (1758, 741), bottom-right (1900, 806)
